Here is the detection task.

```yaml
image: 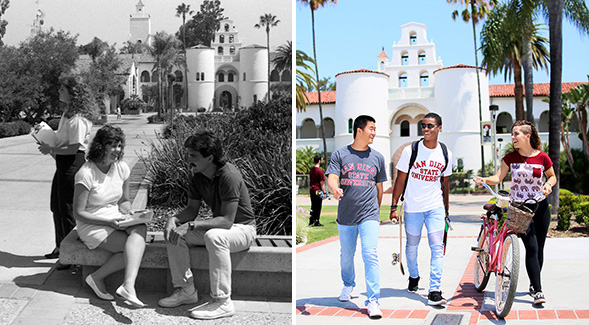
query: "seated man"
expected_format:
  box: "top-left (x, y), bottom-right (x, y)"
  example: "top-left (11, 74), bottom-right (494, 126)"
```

top-left (158, 130), bottom-right (256, 320)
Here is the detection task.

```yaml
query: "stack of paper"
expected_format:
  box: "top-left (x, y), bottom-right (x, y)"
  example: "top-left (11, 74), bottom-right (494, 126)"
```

top-left (118, 210), bottom-right (154, 227)
top-left (31, 121), bottom-right (57, 147)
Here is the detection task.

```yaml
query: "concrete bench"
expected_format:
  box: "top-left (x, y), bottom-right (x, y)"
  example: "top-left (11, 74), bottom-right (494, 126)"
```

top-left (60, 230), bottom-right (292, 298)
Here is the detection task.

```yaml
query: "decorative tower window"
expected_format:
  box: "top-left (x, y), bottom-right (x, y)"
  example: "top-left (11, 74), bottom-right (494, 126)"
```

top-left (218, 46), bottom-right (224, 55)
top-left (201, 72), bottom-right (205, 80)
top-left (401, 53), bottom-right (409, 65)
top-left (410, 32), bottom-right (417, 45)
top-left (401, 120), bottom-right (410, 137)
top-left (399, 73), bottom-right (407, 88)
top-left (420, 72), bottom-right (429, 87)
top-left (218, 73), bottom-right (225, 82)
top-left (196, 72), bottom-right (200, 81)
top-left (230, 46), bottom-right (235, 55)
top-left (419, 52), bottom-right (426, 65)
top-left (220, 35), bottom-right (225, 43)
top-left (224, 23), bottom-right (230, 32)
top-left (229, 35), bottom-right (234, 43)
top-left (228, 73), bottom-right (234, 82)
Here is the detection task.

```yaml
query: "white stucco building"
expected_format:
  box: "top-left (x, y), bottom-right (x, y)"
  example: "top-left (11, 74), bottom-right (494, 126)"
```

top-left (297, 22), bottom-right (586, 188)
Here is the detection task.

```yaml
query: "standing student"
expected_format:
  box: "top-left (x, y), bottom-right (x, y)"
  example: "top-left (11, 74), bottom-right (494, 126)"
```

top-left (326, 115), bottom-right (387, 319)
top-left (309, 154), bottom-right (326, 227)
top-left (474, 120), bottom-right (556, 305)
top-left (389, 112), bottom-right (452, 306)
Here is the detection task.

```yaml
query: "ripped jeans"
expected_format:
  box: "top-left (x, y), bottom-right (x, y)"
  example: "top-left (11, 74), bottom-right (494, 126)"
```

top-left (404, 207), bottom-right (445, 292)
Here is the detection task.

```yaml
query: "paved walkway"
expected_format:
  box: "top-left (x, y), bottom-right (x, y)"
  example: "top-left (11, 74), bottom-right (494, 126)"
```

top-left (0, 114), bottom-right (290, 324)
top-left (296, 194), bottom-right (589, 324)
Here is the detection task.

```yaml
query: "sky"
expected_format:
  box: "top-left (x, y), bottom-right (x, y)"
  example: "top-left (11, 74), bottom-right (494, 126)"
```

top-left (3, 0), bottom-right (292, 51)
top-left (296, 0), bottom-right (589, 86)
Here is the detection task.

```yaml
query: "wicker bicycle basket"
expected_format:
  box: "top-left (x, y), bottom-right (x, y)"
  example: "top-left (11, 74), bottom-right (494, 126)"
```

top-left (505, 199), bottom-right (537, 234)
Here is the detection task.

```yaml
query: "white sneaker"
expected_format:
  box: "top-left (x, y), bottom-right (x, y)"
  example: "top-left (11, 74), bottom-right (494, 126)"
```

top-left (367, 300), bottom-right (383, 319)
top-left (338, 285), bottom-right (353, 301)
top-left (189, 298), bottom-right (235, 320)
top-left (158, 287), bottom-right (199, 308)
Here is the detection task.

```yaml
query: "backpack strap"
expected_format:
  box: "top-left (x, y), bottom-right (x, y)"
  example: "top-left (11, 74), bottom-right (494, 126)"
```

top-left (400, 139), bottom-right (421, 202)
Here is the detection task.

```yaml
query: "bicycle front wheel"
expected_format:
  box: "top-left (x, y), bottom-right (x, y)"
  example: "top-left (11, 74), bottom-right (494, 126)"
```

top-left (495, 233), bottom-right (520, 318)
top-left (474, 226), bottom-right (490, 292)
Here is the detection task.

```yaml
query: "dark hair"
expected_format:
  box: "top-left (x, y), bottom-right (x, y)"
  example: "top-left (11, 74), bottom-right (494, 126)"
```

top-left (184, 130), bottom-right (226, 166)
top-left (87, 124), bottom-right (126, 163)
top-left (424, 112), bottom-right (442, 126)
top-left (313, 154), bottom-right (322, 164)
top-left (353, 115), bottom-right (376, 139)
top-left (512, 120), bottom-right (541, 150)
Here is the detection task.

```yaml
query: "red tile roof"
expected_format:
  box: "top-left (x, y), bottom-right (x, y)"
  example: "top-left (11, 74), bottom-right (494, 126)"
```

top-left (305, 90), bottom-right (336, 104)
top-left (335, 69), bottom-right (389, 78)
top-left (377, 50), bottom-right (388, 58)
top-left (433, 64), bottom-right (486, 73)
top-left (489, 82), bottom-right (589, 97)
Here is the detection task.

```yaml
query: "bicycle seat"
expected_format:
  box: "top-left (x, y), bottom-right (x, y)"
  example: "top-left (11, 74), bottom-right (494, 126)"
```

top-left (483, 203), bottom-right (496, 211)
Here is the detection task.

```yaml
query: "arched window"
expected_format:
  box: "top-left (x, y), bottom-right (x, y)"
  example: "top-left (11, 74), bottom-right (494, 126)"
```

top-left (174, 70), bottom-right (183, 83)
top-left (417, 119), bottom-right (423, 136)
top-left (300, 119), bottom-right (317, 138)
top-left (218, 46), bottom-right (224, 55)
top-left (538, 111), bottom-right (549, 132)
top-left (140, 71), bottom-right (150, 82)
top-left (281, 70), bottom-right (291, 82)
top-left (401, 52), bottom-right (409, 65)
top-left (399, 73), bottom-right (408, 88)
top-left (243, 72), bottom-right (246, 81)
top-left (218, 72), bottom-right (225, 82)
top-left (401, 120), bottom-right (410, 137)
top-left (230, 46), bottom-right (235, 55)
top-left (324, 118), bottom-right (335, 138)
top-left (348, 119), bottom-right (353, 133)
top-left (201, 72), bottom-right (205, 80)
top-left (253, 94), bottom-right (257, 103)
top-left (270, 69), bottom-right (280, 81)
top-left (224, 24), bottom-right (229, 32)
top-left (457, 158), bottom-right (464, 171)
top-left (229, 35), bottom-right (234, 43)
top-left (496, 112), bottom-right (513, 134)
top-left (196, 72), bottom-right (200, 81)
top-left (418, 52), bottom-right (426, 65)
top-left (410, 32), bottom-right (417, 45)
top-left (228, 72), bottom-right (234, 82)
top-left (219, 35), bottom-right (225, 43)
top-left (420, 72), bottom-right (429, 87)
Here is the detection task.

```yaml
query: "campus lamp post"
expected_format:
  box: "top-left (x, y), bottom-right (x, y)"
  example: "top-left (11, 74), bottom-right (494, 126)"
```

top-left (489, 104), bottom-right (499, 191)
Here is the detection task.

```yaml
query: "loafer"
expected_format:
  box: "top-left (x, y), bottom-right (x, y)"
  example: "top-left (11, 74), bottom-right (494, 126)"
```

top-left (116, 285), bottom-right (146, 308)
top-left (85, 275), bottom-right (114, 301)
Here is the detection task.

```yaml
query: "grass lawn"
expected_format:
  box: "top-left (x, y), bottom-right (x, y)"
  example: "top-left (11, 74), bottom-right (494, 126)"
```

top-left (299, 205), bottom-right (392, 244)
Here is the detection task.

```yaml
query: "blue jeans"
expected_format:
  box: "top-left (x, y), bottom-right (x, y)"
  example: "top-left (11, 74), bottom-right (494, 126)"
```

top-left (338, 219), bottom-right (380, 305)
top-left (404, 207), bottom-right (445, 292)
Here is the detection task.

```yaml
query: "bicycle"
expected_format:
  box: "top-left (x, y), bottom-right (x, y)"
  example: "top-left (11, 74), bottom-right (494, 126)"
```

top-left (471, 183), bottom-right (521, 318)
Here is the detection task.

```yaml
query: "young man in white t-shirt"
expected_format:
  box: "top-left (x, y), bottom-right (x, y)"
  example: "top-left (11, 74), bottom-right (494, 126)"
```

top-left (389, 112), bottom-right (452, 306)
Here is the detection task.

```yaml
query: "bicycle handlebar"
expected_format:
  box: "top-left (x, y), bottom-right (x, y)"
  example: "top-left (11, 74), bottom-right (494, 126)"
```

top-left (480, 182), bottom-right (542, 202)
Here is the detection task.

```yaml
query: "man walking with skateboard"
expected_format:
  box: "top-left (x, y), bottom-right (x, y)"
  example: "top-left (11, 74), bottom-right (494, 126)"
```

top-left (309, 155), bottom-right (326, 227)
top-left (389, 112), bottom-right (452, 306)
top-left (326, 115), bottom-right (387, 318)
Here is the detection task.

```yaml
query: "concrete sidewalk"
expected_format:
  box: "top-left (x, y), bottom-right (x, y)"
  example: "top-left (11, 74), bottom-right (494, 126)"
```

top-left (0, 114), bottom-right (291, 324)
top-left (296, 194), bottom-right (589, 324)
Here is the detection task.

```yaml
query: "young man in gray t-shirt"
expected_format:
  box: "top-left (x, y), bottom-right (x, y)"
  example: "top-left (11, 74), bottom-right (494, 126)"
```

top-left (326, 115), bottom-right (387, 319)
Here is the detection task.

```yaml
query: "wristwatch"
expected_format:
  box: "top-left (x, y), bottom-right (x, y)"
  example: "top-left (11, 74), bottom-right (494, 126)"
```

top-left (188, 221), bottom-right (195, 231)
top-left (390, 205), bottom-right (398, 212)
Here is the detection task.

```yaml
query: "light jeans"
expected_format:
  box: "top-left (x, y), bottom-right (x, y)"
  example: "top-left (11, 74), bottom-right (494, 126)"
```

top-left (338, 219), bottom-right (380, 305)
top-left (166, 223), bottom-right (256, 299)
top-left (404, 207), bottom-right (445, 292)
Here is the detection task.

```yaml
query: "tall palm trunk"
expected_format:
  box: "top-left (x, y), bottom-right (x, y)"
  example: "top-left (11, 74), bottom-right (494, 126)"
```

top-left (513, 61), bottom-right (525, 120)
top-left (471, 1), bottom-right (485, 177)
top-left (183, 17), bottom-right (189, 110)
top-left (523, 21), bottom-right (535, 123)
top-left (310, 8), bottom-right (328, 167)
top-left (548, 0), bottom-right (563, 214)
top-left (266, 28), bottom-right (271, 102)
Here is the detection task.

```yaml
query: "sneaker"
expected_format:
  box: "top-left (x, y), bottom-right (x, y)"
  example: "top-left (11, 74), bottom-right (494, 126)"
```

top-left (314, 223), bottom-right (324, 227)
top-left (189, 298), bottom-right (235, 320)
top-left (427, 291), bottom-right (447, 306)
top-left (366, 300), bottom-right (383, 319)
top-left (158, 287), bottom-right (199, 308)
top-left (529, 284), bottom-right (535, 297)
top-left (533, 291), bottom-right (546, 305)
top-left (338, 285), bottom-right (353, 302)
top-left (408, 276), bottom-right (420, 293)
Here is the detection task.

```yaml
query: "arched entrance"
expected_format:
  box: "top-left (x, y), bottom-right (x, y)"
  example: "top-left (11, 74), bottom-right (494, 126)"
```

top-left (220, 91), bottom-right (232, 109)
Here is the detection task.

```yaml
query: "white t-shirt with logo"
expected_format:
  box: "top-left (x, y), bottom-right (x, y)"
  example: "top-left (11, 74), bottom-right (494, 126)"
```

top-left (396, 141), bottom-right (452, 213)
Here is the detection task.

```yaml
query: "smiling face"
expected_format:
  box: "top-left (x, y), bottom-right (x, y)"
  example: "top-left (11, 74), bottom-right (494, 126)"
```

top-left (511, 126), bottom-right (530, 149)
top-left (357, 121), bottom-right (376, 145)
top-left (103, 141), bottom-right (123, 165)
top-left (421, 117), bottom-right (440, 141)
top-left (186, 148), bottom-right (214, 174)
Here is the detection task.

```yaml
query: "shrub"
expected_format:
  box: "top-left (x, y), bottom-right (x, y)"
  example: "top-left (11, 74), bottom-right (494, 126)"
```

top-left (295, 206), bottom-right (311, 245)
top-left (147, 114), bottom-right (167, 124)
top-left (557, 189), bottom-right (577, 230)
top-left (560, 149), bottom-right (589, 195)
top-left (121, 95), bottom-right (147, 113)
top-left (144, 96), bottom-right (292, 236)
top-left (0, 120), bottom-right (31, 138)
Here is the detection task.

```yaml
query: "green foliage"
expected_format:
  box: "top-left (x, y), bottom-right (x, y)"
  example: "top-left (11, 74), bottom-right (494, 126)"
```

top-left (144, 96), bottom-right (291, 235)
top-left (295, 206), bottom-right (310, 245)
top-left (296, 146), bottom-right (319, 174)
top-left (449, 165), bottom-right (473, 193)
top-left (560, 149), bottom-right (589, 194)
top-left (557, 190), bottom-right (589, 230)
top-left (0, 121), bottom-right (31, 138)
top-left (181, 0), bottom-right (225, 47)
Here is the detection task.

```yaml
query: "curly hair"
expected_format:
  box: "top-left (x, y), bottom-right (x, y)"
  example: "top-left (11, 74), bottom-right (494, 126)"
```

top-left (184, 130), bottom-right (226, 166)
top-left (512, 120), bottom-right (541, 150)
top-left (87, 125), bottom-right (126, 163)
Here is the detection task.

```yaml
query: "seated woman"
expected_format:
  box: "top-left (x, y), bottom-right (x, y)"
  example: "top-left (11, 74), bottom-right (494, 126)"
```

top-left (73, 124), bottom-right (147, 307)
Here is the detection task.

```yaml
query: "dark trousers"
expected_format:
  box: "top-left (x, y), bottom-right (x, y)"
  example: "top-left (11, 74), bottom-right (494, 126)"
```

top-left (520, 199), bottom-right (551, 292)
top-left (309, 193), bottom-right (323, 225)
top-left (50, 152), bottom-right (85, 248)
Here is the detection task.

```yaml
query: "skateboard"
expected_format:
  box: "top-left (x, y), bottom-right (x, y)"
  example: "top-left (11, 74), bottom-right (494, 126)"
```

top-left (391, 202), bottom-right (405, 275)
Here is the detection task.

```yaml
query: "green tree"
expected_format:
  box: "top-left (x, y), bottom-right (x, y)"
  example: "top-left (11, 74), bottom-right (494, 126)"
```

top-left (182, 0), bottom-right (225, 47)
top-left (272, 40), bottom-right (292, 72)
top-left (296, 49), bottom-right (316, 112)
top-left (176, 3), bottom-right (194, 109)
top-left (296, 146), bottom-right (319, 174)
top-left (298, 0), bottom-right (337, 167)
top-left (79, 37), bottom-right (107, 61)
top-left (315, 77), bottom-right (336, 91)
top-left (563, 82), bottom-right (589, 159)
top-left (0, 0), bottom-right (9, 47)
top-left (479, 4), bottom-right (549, 121)
top-left (255, 13), bottom-right (280, 102)
top-left (119, 40), bottom-right (147, 55)
top-left (148, 32), bottom-right (184, 119)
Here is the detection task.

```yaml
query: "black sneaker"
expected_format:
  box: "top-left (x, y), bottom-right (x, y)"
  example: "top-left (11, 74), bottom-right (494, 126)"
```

top-left (314, 223), bottom-right (324, 227)
top-left (533, 291), bottom-right (546, 305)
top-left (427, 291), bottom-right (447, 306)
top-left (408, 276), bottom-right (420, 293)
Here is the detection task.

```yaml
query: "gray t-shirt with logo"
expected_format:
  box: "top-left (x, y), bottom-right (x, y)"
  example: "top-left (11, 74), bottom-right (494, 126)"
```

top-left (326, 145), bottom-right (387, 225)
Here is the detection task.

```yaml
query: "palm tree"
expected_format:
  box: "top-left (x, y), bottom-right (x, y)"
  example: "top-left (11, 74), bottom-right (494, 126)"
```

top-left (449, 0), bottom-right (495, 177)
top-left (563, 82), bottom-right (589, 158)
top-left (296, 49), bottom-right (316, 112)
top-left (272, 41), bottom-right (292, 72)
top-left (255, 13), bottom-right (280, 102)
top-left (299, 0), bottom-right (337, 168)
top-left (480, 4), bottom-right (549, 121)
top-left (176, 3), bottom-right (194, 110)
top-left (149, 32), bottom-right (183, 120)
